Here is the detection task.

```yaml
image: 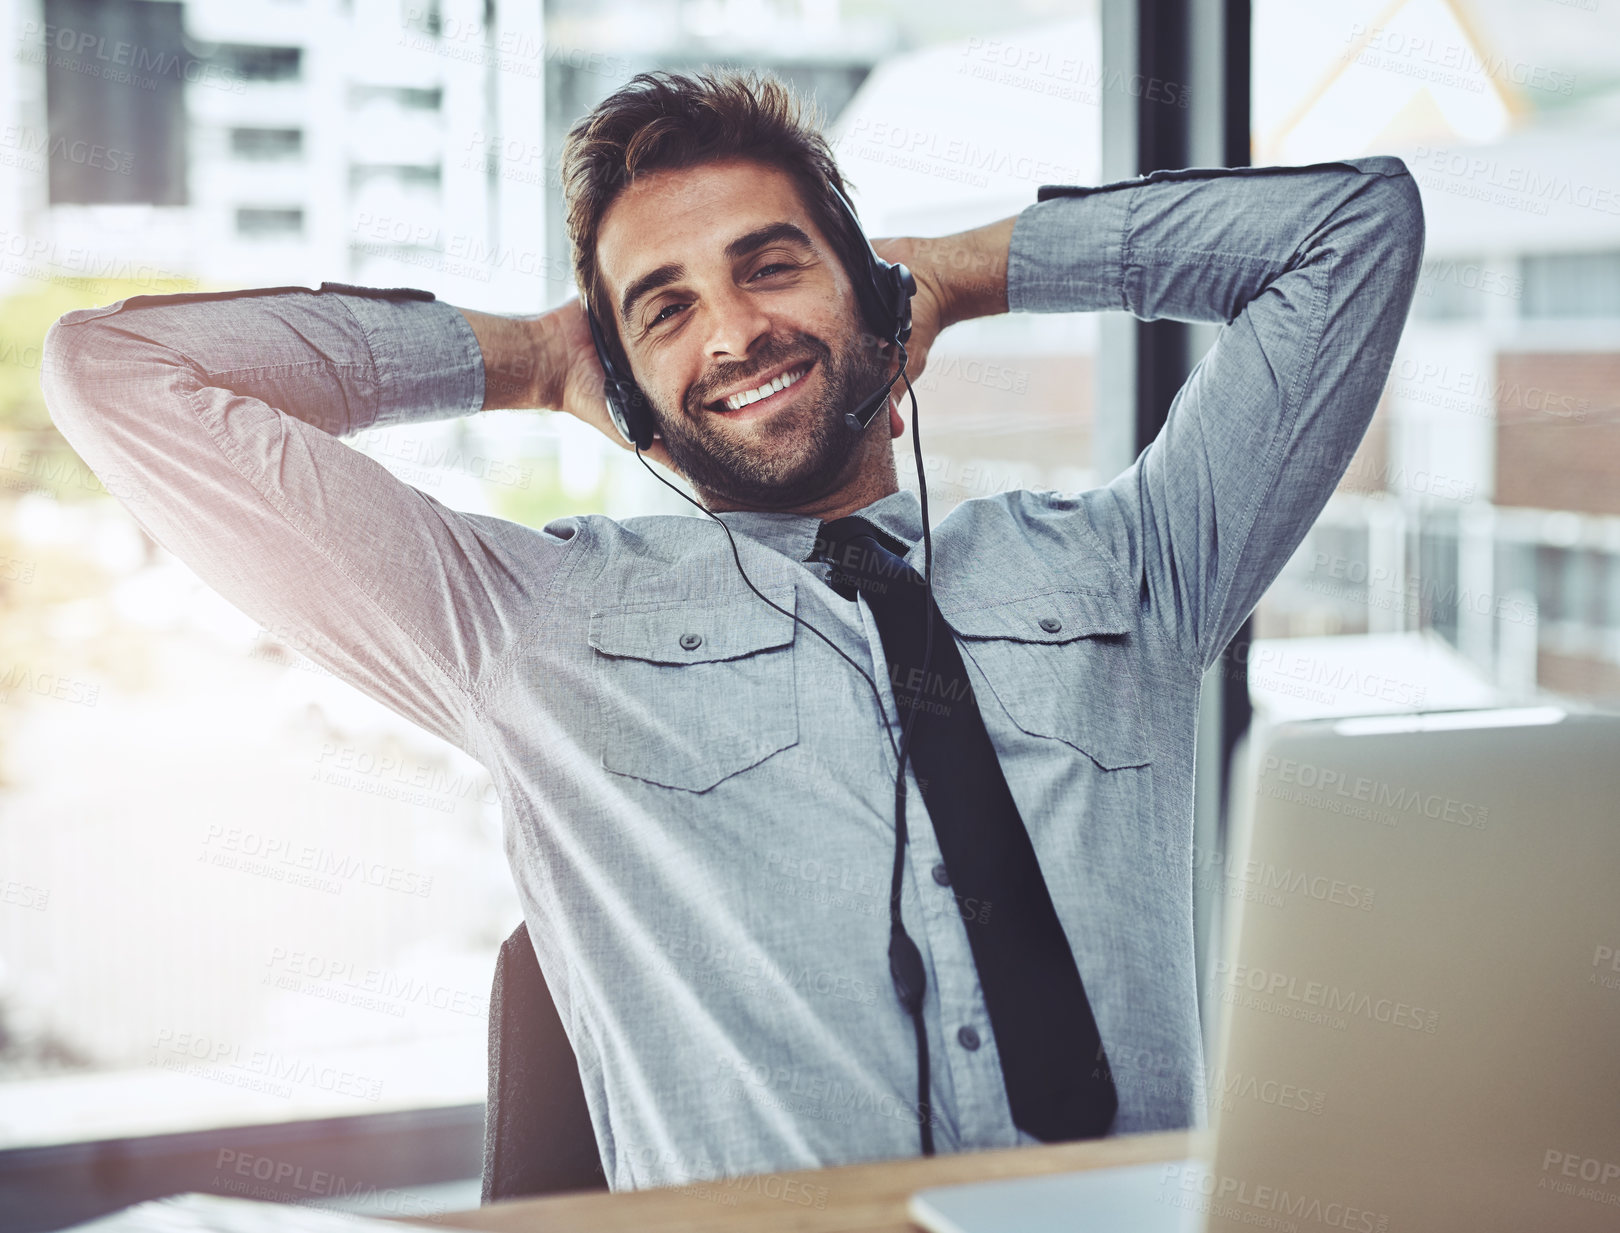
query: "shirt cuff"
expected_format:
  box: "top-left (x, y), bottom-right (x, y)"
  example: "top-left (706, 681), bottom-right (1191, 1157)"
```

top-left (333, 289), bottom-right (486, 428)
top-left (1006, 187), bottom-right (1130, 316)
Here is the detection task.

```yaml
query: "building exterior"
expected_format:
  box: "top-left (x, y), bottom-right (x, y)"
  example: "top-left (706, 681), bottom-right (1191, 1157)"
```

top-left (3, 0), bottom-right (543, 312)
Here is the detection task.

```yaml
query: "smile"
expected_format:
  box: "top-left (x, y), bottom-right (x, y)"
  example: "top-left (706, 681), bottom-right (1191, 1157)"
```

top-left (711, 363), bottom-right (811, 414)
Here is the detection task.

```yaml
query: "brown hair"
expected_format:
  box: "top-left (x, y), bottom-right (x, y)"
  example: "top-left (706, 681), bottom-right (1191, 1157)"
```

top-left (560, 67), bottom-right (868, 377)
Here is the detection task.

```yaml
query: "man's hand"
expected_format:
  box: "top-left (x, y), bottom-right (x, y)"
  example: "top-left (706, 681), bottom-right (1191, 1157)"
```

top-left (872, 216), bottom-right (1016, 399)
top-left (457, 301), bottom-right (676, 472)
top-left (538, 299), bottom-right (677, 471)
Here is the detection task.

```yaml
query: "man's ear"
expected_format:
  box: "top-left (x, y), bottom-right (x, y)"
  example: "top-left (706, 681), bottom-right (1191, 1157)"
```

top-left (888, 398), bottom-right (906, 440)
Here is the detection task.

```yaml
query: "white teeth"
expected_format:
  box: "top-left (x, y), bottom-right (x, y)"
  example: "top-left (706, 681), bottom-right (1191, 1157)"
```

top-left (723, 365), bottom-right (806, 412)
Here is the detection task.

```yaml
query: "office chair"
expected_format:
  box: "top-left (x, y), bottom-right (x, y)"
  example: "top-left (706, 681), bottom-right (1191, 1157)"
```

top-left (481, 921), bottom-right (610, 1202)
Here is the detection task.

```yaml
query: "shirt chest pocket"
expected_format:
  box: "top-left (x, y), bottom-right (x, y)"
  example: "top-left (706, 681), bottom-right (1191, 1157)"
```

top-left (587, 585), bottom-right (800, 792)
top-left (943, 587), bottom-right (1150, 771)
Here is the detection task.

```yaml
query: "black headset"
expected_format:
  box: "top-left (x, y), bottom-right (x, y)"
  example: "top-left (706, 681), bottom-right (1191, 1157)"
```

top-left (581, 176), bottom-right (943, 1157)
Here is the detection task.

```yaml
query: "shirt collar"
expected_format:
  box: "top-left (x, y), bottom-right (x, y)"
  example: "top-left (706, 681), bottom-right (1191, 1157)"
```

top-left (710, 487), bottom-right (925, 562)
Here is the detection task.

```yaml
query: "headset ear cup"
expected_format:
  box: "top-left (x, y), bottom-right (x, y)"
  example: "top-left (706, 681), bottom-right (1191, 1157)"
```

top-left (891, 263), bottom-right (916, 345)
top-left (611, 379), bottom-right (657, 451)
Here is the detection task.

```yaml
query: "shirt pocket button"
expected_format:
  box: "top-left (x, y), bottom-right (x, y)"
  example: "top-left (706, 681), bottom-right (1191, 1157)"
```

top-left (679, 633), bottom-right (703, 650)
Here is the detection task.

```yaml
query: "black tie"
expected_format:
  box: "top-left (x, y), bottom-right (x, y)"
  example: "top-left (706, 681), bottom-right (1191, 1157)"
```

top-left (809, 515), bottom-right (1118, 1142)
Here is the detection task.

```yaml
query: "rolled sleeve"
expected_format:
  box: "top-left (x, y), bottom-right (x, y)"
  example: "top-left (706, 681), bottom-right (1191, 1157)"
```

top-left (1003, 157), bottom-right (1426, 670)
top-left (334, 288), bottom-right (486, 431)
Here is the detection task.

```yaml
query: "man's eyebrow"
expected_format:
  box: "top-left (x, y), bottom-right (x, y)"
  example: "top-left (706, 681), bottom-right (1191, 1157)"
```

top-left (617, 222), bottom-right (818, 329)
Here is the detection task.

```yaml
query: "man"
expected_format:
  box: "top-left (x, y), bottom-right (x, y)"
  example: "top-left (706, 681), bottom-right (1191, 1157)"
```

top-left (41, 68), bottom-right (1424, 1190)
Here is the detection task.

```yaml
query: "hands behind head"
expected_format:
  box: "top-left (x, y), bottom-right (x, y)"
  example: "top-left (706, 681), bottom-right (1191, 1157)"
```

top-left (543, 298), bottom-right (678, 472)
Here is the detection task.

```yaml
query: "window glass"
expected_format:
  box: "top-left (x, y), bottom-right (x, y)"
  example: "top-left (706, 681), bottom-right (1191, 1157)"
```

top-left (1249, 0), bottom-right (1620, 720)
top-left (0, 0), bottom-right (1102, 1147)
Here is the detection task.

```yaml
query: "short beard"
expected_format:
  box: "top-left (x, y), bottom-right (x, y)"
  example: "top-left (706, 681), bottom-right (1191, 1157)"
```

top-left (649, 326), bottom-right (892, 511)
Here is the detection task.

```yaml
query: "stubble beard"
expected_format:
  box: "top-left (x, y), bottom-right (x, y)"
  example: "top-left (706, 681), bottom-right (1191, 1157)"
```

top-left (651, 326), bottom-right (893, 511)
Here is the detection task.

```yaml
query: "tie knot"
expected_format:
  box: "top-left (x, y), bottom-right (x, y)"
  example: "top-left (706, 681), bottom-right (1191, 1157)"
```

top-left (809, 516), bottom-right (922, 601)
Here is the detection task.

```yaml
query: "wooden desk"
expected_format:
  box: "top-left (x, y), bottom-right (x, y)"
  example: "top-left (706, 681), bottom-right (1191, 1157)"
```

top-left (412, 1130), bottom-right (1200, 1233)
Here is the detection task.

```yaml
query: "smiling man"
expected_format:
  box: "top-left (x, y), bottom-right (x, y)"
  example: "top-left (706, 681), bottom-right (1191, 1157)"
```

top-left (40, 68), bottom-right (1424, 1191)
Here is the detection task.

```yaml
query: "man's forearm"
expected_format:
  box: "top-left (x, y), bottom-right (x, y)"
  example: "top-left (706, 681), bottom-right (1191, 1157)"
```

top-left (455, 306), bottom-right (564, 412)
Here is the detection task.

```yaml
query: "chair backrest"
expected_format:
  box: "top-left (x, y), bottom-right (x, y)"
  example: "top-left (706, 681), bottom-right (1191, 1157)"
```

top-left (482, 921), bottom-right (609, 1202)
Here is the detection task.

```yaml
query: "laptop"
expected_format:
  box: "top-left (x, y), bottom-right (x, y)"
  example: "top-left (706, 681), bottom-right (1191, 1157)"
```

top-left (911, 705), bottom-right (1620, 1233)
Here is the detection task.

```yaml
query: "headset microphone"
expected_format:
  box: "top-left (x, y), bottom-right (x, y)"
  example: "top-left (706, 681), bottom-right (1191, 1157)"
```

top-left (582, 175), bottom-right (941, 1158)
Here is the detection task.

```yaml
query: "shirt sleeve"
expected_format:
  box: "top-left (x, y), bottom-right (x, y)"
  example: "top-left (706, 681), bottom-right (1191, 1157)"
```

top-left (39, 283), bottom-right (575, 754)
top-left (1005, 156), bottom-right (1426, 673)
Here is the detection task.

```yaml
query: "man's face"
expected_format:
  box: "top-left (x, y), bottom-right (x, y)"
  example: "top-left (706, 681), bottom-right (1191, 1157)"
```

top-left (594, 156), bottom-right (892, 510)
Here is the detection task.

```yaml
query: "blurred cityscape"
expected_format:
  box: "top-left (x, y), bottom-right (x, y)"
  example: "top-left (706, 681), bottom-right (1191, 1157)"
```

top-left (0, 0), bottom-right (1616, 1146)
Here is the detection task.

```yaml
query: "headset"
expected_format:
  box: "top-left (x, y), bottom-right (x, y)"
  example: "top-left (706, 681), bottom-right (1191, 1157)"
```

top-left (581, 177), bottom-right (944, 1156)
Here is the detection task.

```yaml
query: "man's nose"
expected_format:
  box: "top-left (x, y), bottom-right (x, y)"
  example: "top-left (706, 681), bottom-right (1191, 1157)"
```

top-left (703, 281), bottom-right (772, 360)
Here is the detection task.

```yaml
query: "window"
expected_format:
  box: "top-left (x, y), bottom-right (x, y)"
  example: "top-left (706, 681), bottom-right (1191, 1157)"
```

top-left (1250, 0), bottom-right (1620, 716)
top-left (235, 206), bottom-right (305, 237)
top-left (1522, 251), bottom-right (1620, 319)
top-left (348, 85), bottom-right (443, 110)
top-left (5, 0), bottom-right (1100, 1173)
top-left (350, 165), bottom-right (442, 189)
top-left (208, 44), bottom-right (303, 82)
top-left (231, 128), bottom-right (304, 160)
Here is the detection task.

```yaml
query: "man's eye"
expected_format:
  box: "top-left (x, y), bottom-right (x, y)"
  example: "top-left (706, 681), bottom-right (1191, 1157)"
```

top-left (650, 302), bottom-right (686, 327)
top-left (752, 263), bottom-right (792, 279)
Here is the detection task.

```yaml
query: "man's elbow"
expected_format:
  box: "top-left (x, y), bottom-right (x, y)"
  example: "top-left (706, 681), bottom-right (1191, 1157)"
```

top-left (40, 314), bottom-right (170, 437)
top-left (40, 316), bottom-right (108, 434)
top-left (1372, 158), bottom-right (1427, 282)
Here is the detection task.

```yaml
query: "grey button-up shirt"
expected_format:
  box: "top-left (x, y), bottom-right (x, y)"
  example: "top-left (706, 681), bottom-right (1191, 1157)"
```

top-left (41, 156), bottom-right (1424, 1190)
